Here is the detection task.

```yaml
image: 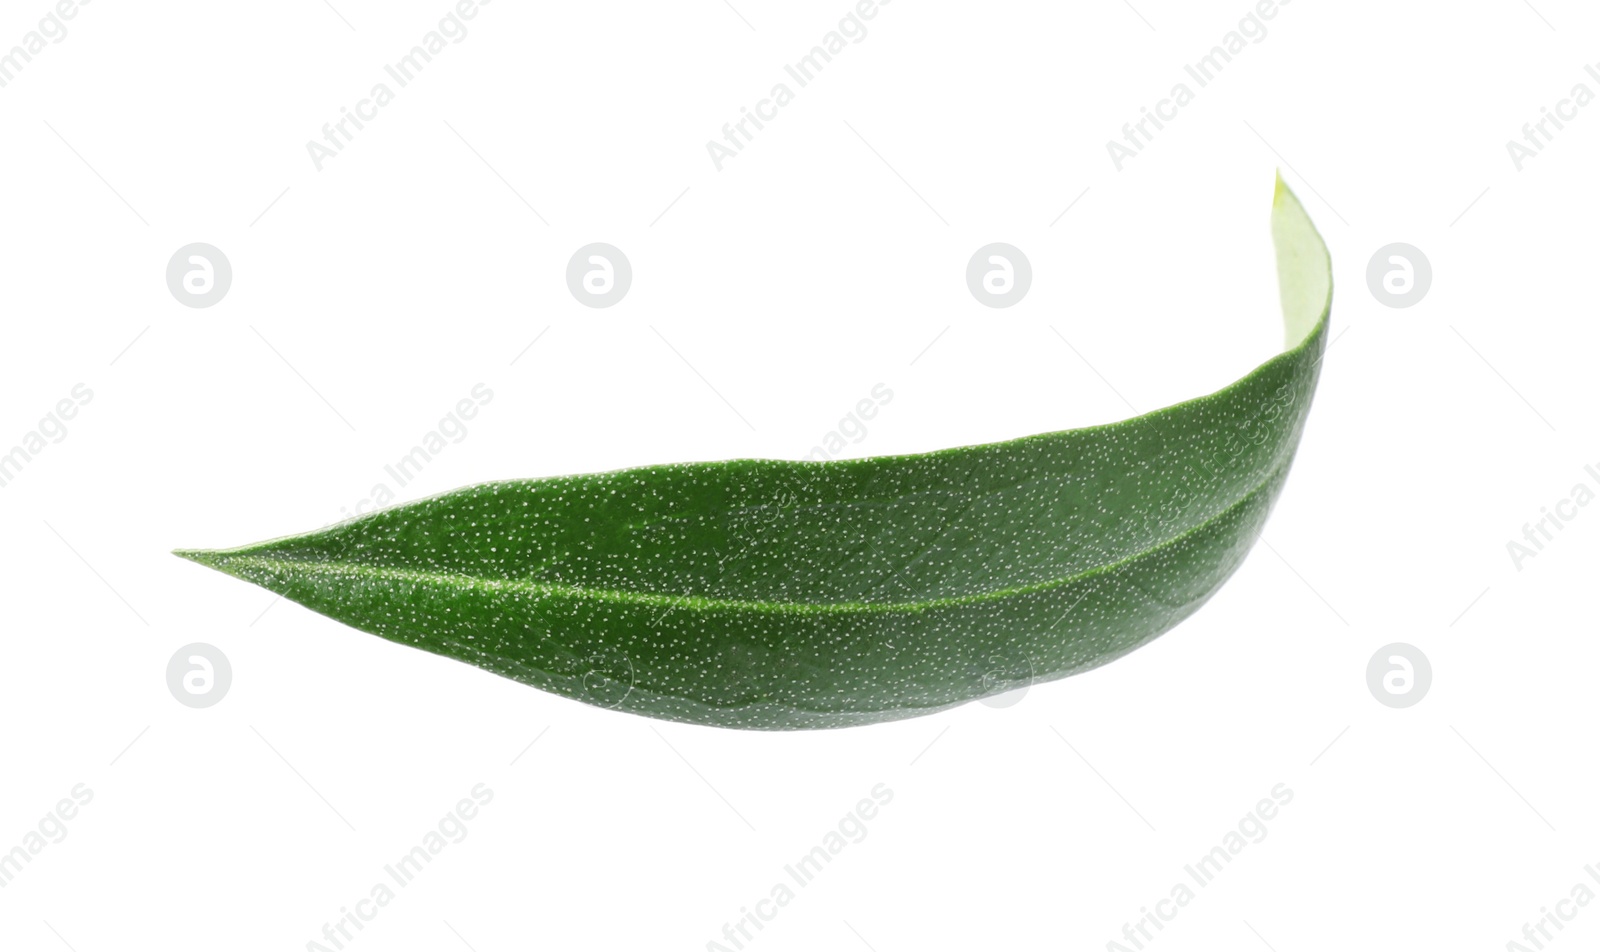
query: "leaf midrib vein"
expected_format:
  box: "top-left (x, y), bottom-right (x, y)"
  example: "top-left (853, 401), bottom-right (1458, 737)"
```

top-left (214, 458), bottom-right (1288, 617)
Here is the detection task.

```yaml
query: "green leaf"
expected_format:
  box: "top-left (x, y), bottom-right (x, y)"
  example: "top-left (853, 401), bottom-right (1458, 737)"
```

top-left (178, 176), bottom-right (1331, 730)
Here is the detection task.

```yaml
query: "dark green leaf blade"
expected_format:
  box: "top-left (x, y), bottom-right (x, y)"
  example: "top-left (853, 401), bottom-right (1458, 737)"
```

top-left (177, 177), bottom-right (1331, 730)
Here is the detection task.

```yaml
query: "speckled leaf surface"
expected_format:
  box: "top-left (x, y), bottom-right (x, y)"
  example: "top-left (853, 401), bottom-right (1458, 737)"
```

top-left (178, 178), bottom-right (1331, 730)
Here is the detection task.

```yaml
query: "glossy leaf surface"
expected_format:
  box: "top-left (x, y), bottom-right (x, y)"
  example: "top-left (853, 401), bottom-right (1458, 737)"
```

top-left (178, 178), bottom-right (1332, 729)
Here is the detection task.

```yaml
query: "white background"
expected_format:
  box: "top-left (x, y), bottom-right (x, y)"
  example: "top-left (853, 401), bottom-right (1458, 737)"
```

top-left (2, 0), bottom-right (1597, 949)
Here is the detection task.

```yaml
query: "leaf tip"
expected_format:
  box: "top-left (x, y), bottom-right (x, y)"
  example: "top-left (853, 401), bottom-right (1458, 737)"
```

top-left (173, 548), bottom-right (260, 587)
top-left (172, 548), bottom-right (221, 568)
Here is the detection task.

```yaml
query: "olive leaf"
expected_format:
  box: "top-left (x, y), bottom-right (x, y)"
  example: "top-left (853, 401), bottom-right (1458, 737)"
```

top-left (178, 176), bottom-right (1331, 730)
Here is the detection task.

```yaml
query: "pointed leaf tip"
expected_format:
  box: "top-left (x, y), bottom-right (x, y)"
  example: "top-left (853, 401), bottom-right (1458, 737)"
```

top-left (173, 548), bottom-right (222, 569)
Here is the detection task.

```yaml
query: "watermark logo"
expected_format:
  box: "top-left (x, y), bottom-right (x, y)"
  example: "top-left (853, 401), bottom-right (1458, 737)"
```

top-left (1506, 463), bottom-right (1600, 570)
top-left (332, 383), bottom-right (494, 522)
top-left (305, 0), bottom-right (493, 170)
top-left (802, 383), bottom-right (894, 461)
top-left (1366, 643), bottom-right (1430, 709)
top-left (1505, 63), bottom-right (1600, 171)
top-left (167, 243), bottom-right (232, 308)
top-left (306, 784), bottom-right (494, 950)
top-left (579, 645), bottom-right (636, 710)
top-left (566, 243), bottom-right (631, 308)
top-left (0, 784), bottom-right (93, 890)
top-left (0, 383), bottom-right (93, 491)
top-left (707, 783), bottom-right (894, 950)
top-left (1106, 783), bottom-right (1294, 949)
top-left (704, 0), bottom-right (894, 171)
top-left (966, 243), bottom-right (1032, 308)
top-left (976, 647), bottom-right (1035, 708)
top-left (166, 643), bottom-right (232, 709)
top-left (1105, 0), bottom-right (1294, 170)
top-left (1505, 866), bottom-right (1600, 951)
top-left (1199, 382), bottom-right (1296, 477)
top-left (1365, 243), bottom-right (1431, 308)
top-left (0, 0), bottom-right (93, 92)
